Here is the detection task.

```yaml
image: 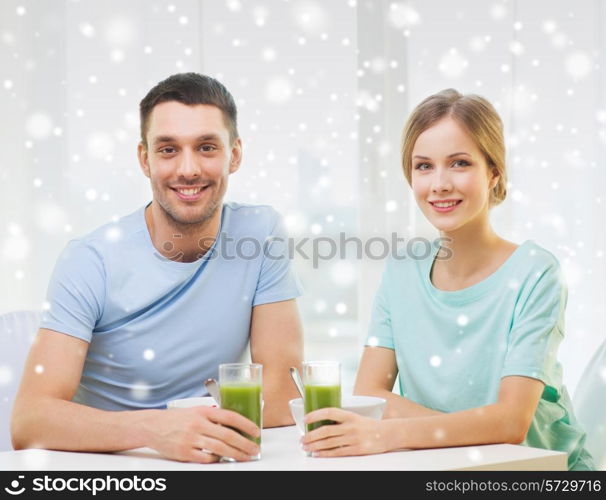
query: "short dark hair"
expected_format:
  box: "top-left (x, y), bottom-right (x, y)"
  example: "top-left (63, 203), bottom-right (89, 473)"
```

top-left (139, 72), bottom-right (238, 147)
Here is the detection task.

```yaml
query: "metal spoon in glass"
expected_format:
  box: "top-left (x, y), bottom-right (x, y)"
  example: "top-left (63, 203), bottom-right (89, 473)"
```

top-left (289, 367), bottom-right (305, 399)
top-left (204, 378), bottom-right (221, 406)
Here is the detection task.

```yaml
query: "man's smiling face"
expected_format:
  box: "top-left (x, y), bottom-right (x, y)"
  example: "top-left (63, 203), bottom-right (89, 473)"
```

top-left (138, 101), bottom-right (241, 227)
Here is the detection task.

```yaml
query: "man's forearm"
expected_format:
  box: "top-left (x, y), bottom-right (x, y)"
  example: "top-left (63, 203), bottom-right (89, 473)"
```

top-left (12, 396), bottom-right (160, 452)
top-left (262, 372), bottom-right (299, 428)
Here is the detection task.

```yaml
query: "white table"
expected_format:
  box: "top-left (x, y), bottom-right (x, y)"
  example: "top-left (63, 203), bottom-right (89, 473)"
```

top-left (0, 426), bottom-right (567, 471)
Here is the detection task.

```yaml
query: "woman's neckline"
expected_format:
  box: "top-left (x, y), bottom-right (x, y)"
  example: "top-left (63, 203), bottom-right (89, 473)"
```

top-left (423, 239), bottom-right (532, 304)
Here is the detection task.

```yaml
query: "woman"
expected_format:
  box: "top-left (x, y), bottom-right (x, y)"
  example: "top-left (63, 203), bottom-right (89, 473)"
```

top-left (302, 89), bottom-right (594, 470)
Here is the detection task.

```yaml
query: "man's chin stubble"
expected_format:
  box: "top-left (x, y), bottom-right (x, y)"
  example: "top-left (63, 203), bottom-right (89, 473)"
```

top-left (161, 200), bottom-right (220, 233)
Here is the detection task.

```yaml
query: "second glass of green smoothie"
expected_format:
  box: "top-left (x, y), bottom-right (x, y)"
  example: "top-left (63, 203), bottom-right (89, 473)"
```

top-left (302, 361), bottom-right (341, 433)
top-left (218, 362), bottom-right (263, 461)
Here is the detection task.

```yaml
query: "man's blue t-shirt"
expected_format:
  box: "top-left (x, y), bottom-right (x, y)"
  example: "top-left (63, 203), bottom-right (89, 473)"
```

top-left (41, 202), bottom-right (302, 410)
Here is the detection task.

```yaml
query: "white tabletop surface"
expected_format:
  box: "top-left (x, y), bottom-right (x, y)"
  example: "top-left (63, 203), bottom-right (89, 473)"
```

top-left (0, 426), bottom-right (566, 471)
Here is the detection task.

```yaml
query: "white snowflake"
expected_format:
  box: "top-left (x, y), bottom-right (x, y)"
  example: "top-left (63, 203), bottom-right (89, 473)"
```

top-left (79, 23), bottom-right (95, 38)
top-left (565, 51), bottom-right (592, 80)
top-left (262, 47), bottom-right (276, 62)
top-left (314, 300), bottom-right (327, 313)
top-left (87, 132), bottom-right (115, 159)
top-left (430, 355), bottom-right (442, 367)
top-left (105, 226), bottom-right (122, 242)
top-left (310, 223), bottom-right (322, 235)
top-left (85, 188), bottom-right (98, 201)
top-left (331, 261), bottom-right (356, 286)
top-left (105, 18), bottom-right (136, 46)
top-left (386, 200), bottom-right (398, 212)
top-left (253, 7), bottom-right (269, 27)
top-left (2, 234), bottom-right (30, 261)
top-left (335, 302), bottom-right (347, 315)
top-left (130, 381), bottom-right (151, 401)
top-left (226, 0), bottom-right (242, 12)
top-left (0, 365), bottom-right (13, 386)
top-left (542, 20), bottom-right (557, 34)
top-left (388, 3), bottom-right (420, 29)
top-left (35, 202), bottom-right (67, 234)
top-left (438, 49), bottom-right (468, 78)
top-left (110, 49), bottom-right (125, 63)
top-left (510, 41), bottom-right (524, 56)
top-left (457, 314), bottom-right (469, 327)
top-left (266, 77), bottom-right (293, 104)
top-left (26, 112), bottom-right (53, 140)
top-left (293, 1), bottom-right (327, 34)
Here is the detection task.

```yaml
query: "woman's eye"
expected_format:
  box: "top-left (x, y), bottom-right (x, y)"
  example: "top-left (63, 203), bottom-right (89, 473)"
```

top-left (453, 160), bottom-right (470, 167)
top-left (415, 163), bottom-right (431, 170)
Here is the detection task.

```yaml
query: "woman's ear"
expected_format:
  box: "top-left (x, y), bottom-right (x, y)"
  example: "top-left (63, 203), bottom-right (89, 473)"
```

top-left (488, 167), bottom-right (499, 191)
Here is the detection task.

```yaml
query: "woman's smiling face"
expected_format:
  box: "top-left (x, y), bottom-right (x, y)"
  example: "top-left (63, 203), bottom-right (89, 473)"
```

top-left (411, 117), bottom-right (499, 233)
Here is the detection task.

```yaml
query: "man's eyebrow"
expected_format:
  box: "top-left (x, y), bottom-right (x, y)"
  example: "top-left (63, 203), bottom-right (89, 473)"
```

top-left (152, 134), bottom-right (221, 145)
top-left (412, 152), bottom-right (470, 160)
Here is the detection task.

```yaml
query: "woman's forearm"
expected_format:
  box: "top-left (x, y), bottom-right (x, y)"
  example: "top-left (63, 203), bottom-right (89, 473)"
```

top-left (385, 403), bottom-right (526, 450)
top-left (354, 387), bottom-right (443, 418)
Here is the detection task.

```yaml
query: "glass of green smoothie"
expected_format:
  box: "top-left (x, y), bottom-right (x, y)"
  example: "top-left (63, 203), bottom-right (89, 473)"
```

top-left (302, 361), bottom-right (341, 434)
top-left (218, 362), bottom-right (263, 461)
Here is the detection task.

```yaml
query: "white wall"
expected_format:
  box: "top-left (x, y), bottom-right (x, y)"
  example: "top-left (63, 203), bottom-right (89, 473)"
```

top-left (1, 0), bottom-right (604, 393)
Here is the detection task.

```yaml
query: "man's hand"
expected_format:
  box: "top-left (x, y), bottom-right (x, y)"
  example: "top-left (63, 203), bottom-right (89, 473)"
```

top-left (148, 406), bottom-right (261, 463)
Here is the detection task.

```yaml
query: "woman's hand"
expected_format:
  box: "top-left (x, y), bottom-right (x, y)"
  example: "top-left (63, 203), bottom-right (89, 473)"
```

top-left (301, 408), bottom-right (391, 457)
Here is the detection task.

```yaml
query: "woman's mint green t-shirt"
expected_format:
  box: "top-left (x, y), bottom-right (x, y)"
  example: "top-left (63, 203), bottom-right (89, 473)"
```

top-left (367, 240), bottom-right (594, 470)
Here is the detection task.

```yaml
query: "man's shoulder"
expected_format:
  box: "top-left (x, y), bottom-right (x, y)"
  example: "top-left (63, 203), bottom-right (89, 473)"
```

top-left (223, 201), bottom-right (280, 218)
top-left (222, 201), bottom-right (283, 236)
top-left (64, 206), bottom-right (146, 258)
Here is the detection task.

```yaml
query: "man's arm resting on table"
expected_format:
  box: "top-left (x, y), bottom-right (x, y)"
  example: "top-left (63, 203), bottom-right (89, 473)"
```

top-left (354, 346), bottom-right (443, 418)
top-left (11, 329), bottom-right (158, 452)
top-left (11, 329), bottom-right (260, 463)
top-left (250, 299), bottom-right (303, 428)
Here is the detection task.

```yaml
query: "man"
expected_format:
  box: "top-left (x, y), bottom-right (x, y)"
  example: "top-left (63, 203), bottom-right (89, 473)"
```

top-left (11, 73), bottom-right (303, 463)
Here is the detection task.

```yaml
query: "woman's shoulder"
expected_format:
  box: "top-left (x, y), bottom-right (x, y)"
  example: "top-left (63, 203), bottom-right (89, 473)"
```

top-left (515, 240), bottom-right (562, 273)
top-left (511, 240), bottom-right (565, 296)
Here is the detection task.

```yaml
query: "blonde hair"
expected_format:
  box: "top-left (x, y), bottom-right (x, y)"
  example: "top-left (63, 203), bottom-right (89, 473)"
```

top-left (401, 89), bottom-right (507, 206)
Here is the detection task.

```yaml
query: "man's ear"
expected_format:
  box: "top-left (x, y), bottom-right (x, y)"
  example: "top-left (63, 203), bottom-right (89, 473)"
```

top-left (229, 138), bottom-right (243, 174)
top-left (137, 142), bottom-right (151, 178)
